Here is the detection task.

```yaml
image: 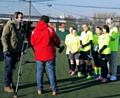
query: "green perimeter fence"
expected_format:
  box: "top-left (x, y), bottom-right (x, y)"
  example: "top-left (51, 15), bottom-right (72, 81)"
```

top-left (56, 31), bottom-right (120, 45)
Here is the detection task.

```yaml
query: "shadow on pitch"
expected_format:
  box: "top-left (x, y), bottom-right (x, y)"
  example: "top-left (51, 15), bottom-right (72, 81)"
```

top-left (18, 65), bottom-right (120, 90)
top-left (93, 94), bottom-right (120, 98)
top-left (58, 66), bottom-right (120, 94)
top-left (17, 76), bottom-right (85, 90)
top-left (16, 65), bottom-right (120, 97)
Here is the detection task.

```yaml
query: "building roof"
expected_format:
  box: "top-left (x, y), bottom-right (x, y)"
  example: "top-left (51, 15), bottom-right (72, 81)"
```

top-left (0, 14), bottom-right (66, 23)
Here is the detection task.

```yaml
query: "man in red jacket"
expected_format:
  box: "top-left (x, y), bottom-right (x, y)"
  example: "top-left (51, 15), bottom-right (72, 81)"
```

top-left (30, 15), bottom-right (61, 95)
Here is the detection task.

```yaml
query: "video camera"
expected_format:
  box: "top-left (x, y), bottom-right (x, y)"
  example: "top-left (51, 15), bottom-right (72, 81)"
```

top-left (19, 21), bottom-right (64, 53)
top-left (19, 21), bottom-right (34, 38)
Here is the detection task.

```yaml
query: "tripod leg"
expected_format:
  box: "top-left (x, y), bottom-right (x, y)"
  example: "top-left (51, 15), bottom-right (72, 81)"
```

top-left (44, 71), bottom-right (49, 82)
top-left (12, 61), bottom-right (19, 75)
top-left (14, 39), bottom-right (29, 98)
top-left (14, 54), bottom-right (24, 98)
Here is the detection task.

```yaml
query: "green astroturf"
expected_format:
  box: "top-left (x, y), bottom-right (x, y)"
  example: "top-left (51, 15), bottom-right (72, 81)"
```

top-left (0, 42), bottom-right (120, 98)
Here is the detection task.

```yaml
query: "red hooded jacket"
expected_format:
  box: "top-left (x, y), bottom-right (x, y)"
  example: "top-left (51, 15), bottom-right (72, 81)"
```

top-left (30, 20), bottom-right (60, 61)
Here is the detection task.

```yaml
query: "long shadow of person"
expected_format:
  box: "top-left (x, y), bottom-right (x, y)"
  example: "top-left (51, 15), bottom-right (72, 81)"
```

top-left (14, 65), bottom-right (120, 97)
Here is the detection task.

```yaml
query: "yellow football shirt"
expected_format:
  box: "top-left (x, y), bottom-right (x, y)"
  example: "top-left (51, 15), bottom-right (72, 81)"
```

top-left (80, 30), bottom-right (93, 51)
top-left (65, 34), bottom-right (73, 54)
top-left (109, 26), bottom-right (119, 51)
top-left (98, 33), bottom-right (111, 54)
top-left (69, 35), bottom-right (81, 52)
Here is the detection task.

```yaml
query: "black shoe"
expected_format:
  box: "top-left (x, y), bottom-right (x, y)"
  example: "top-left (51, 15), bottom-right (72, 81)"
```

top-left (10, 84), bottom-right (16, 90)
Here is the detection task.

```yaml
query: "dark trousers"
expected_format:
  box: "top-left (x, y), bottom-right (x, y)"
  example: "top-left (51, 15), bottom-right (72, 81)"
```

top-left (92, 50), bottom-right (101, 66)
top-left (100, 54), bottom-right (110, 78)
top-left (100, 59), bottom-right (108, 78)
top-left (4, 51), bottom-right (19, 87)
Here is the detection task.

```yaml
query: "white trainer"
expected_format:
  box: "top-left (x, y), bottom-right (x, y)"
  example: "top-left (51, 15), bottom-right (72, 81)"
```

top-left (110, 75), bottom-right (117, 81)
top-left (70, 71), bottom-right (75, 76)
top-left (78, 72), bottom-right (80, 77)
top-left (107, 74), bottom-right (111, 78)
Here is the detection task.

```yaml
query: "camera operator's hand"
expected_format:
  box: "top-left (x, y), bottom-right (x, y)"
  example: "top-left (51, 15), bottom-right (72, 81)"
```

top-left (4, 51), bottom-right (10, 56)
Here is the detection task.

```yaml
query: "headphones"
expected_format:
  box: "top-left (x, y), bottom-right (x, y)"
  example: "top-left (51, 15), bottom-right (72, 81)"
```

top-left (14, 11), bottom-right (23, 19)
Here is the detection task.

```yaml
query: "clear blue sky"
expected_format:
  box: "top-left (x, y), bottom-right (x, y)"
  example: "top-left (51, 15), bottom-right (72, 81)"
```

top-left (0, 0), bottom-right (120, 19)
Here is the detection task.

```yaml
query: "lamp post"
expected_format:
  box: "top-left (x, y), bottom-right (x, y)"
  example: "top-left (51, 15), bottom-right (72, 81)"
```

top-left (47, 4), bottom-right (52, 16)
top-left (9, 9), bottom-right (11, 19)
top-left (28, 0), bottom-right (31, 21)
top-left (21, 0), bottom-right (53, 21)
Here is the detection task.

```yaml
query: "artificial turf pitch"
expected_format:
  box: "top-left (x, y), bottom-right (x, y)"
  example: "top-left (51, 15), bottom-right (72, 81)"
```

top-left (0, 42), bottom-right (120, 98)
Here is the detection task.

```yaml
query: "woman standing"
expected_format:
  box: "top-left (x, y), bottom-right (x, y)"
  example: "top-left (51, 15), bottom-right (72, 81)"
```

top-left (98, 25), bottom-right (111, 83)
top-left (68, 29), bottom-right (81, 76)
top-left (92, 27), bottom-right (102, 79)
top-left (65, 26), bottom-right (75, 74)
top-left (79, 23), bottom-right (93, 79)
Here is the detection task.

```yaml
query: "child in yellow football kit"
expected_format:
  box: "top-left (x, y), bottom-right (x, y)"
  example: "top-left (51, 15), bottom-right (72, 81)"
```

top-left (98, 25), bottom-right (111, 83)
top-left (92, 27), bottom-right (102, 79)
top-left (68, 29), bottom-right (81, 76)
top-left (65, 26), bottom-right (76, 74)
top-left (79, 23), bottom-right (93, 79)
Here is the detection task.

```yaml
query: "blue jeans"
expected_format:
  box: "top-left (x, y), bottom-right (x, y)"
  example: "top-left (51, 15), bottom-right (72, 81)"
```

top-left (36, 59), bottom-right (58, 92)
top-left (4, 52), bottom-right (19, 87)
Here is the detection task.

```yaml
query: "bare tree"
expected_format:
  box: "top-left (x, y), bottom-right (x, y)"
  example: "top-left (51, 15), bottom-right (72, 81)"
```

top-left (92, 12), bottom-right (118, 26)
top-left (64, 15), bottom-right (76, 30)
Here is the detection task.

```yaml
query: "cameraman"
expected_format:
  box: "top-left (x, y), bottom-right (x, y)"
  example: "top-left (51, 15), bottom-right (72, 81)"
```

top-left (1, 11), bottom-right (23, 92)
top-left (30, 15), bottom-right (60, 95)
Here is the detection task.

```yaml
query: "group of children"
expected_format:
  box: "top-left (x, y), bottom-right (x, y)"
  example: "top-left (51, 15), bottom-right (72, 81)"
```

top-left (65, 18), bottom-right (119, 83)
